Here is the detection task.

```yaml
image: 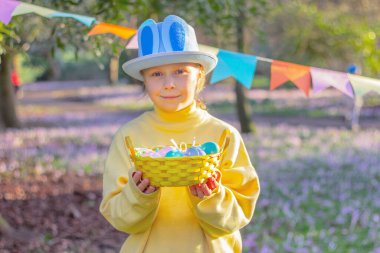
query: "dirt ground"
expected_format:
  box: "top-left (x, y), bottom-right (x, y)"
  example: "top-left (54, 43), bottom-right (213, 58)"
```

top-left (0, 172), bottom-right (125, 253)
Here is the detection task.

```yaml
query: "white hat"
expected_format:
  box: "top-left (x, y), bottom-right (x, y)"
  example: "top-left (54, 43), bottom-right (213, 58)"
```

top-left (122, 15), bottom-right (218, 81)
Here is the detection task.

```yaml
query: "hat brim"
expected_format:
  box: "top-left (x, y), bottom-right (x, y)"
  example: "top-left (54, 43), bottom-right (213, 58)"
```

top-left (122, 51), bottom-right (218, 81)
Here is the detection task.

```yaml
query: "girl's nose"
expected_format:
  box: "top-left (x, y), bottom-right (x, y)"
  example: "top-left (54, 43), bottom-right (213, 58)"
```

top-left (163, 76), bottom-right (175, 89)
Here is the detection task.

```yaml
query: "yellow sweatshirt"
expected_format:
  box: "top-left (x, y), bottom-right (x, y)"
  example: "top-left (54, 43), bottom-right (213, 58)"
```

top-left (99, 102), bottom-right (260, 253)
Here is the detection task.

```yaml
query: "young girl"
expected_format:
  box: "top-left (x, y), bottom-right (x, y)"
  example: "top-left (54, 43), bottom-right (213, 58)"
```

top-left (100, 15), bottom-right (260, 253)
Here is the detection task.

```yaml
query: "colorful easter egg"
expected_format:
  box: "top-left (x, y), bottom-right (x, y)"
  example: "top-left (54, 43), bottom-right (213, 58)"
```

top-left (183, 146), bottom-right (206, 156)
top-left (141, 150), bottom-right (161, 158)
top-left (165, 149), bottom-right (184, 157)
top-left (141, 151), bottom-right (156, 157)
top-left (135, 148), bottom-right (152, 156)
top-left (157, 146), bottom-right (176, 157)
top-left (200, 142), bottom-right (220, 155)
top-left (151, 151), bottom-right (163, 158)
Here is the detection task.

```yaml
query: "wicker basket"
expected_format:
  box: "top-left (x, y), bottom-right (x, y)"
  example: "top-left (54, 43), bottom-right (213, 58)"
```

top-left (124, 129), bottom-right (230, 187)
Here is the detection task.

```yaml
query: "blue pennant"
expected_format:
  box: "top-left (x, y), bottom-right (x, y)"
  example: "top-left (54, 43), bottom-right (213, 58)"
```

top-left (210, 49), bottom-right (257, 89)
top-left (49, 12), bottom-right (96, 27)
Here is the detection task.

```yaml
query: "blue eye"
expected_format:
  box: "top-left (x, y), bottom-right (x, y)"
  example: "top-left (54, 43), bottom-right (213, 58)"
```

top-left (176, 69), bottom-right (185, 74)
top-left (152, 72), bottom-right (162, 77)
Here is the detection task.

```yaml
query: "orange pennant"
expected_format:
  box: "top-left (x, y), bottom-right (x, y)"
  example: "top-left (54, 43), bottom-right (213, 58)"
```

top-left (88, 22), bottom-right (137, 40)
top-left (270, 60), bottom-right (311, 96)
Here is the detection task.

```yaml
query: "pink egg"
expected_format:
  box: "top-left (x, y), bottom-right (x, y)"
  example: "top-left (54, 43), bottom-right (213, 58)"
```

top-left (141, 151), bottom-right (155, 157)
top-left (149, 152), bottom-right (162, 158)
top-left (140, 152), bottom-right (150, 157)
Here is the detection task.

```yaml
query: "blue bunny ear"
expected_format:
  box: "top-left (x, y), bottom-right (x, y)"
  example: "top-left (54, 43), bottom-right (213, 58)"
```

top-left (138, 19), bottom-right (159, 56)
top-left (161, 15), bottom-right (188, 52)
top-left (163, 15), bottom-right (187, 24)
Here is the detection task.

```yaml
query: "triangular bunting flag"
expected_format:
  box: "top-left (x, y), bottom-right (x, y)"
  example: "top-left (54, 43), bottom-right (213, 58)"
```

top-left (126, 35), bottom-right (138, 49)
top-left (348, 74), bottom-right (380, 97)
top-left (0, 0), bottom-right (21, 24)
top-left (49, 12), bottom-right (96, 27)
top-left (10, 2), bottom-right (96, 26)
top-left (210, 49), bottom-right (257, 89)
top-left (88, 22), bottom-right (136, 39)
top-left (12, 2), bottom-right (55, 17)
top-left (270, 60), bottom-right (311, 96)
top-left (310, 67), bottom-right (354, 98)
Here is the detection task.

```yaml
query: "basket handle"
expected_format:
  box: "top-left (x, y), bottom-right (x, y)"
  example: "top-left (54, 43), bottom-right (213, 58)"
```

top-left (218, 128), bottom-right (231, 155)
top-left (124, 136), bottom-right (136, 162)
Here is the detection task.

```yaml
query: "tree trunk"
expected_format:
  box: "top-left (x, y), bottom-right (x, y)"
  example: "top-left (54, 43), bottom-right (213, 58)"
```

top-left (235, 84), bottom-right (252, 133)
top-left (44, 51), bottom-right (61, 80)
top-left (108, 54), bottom-right (119, 86)
top-left (235, 10), bottom-right (253, 133)
top-left (0, 53), bottom-right (21, 130)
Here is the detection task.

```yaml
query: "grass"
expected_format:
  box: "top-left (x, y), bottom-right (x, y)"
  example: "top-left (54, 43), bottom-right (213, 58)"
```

top-left (101, 96), bottom-right (331, 118)
top-left (18, 104), bottom-right (62, 116)
top-left (207, 99), bottom-right (333, 118)
top-left (21, 101), bottom-right (371, 253)
top-left (241, 127), bottom-right (380, 253)
top-left (2, 82), bottom-right (379, 252)
top-left (100, 101), bottom-right (153, 112)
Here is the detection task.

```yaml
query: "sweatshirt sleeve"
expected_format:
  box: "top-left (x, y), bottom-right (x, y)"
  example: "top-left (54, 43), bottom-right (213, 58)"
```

top-left (99, 129), bottom-right (161, 234)
top-left (187, 128), bottom-right (260, 238)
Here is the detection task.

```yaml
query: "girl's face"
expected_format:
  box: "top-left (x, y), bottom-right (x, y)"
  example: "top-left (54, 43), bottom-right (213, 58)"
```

top-left (142, 62), bottom-right (201, 112)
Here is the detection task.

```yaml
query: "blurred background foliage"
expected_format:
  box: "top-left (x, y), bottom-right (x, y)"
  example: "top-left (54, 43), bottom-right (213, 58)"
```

top-left (253, 0), bottom-right (380, 77)
top-left (1, 0), bottom-right (379, 81)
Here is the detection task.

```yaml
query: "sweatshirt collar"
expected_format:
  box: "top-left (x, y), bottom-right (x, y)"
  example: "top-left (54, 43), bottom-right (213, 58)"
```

top-left (145, 101), bottom-right (207, 133)
top-left (153, 101), bottom-right (198, 123)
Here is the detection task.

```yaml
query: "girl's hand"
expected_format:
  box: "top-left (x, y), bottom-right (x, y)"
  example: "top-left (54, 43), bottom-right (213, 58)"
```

top-left (132, 171), bottom-right (158, 194)
top-left (189, 171), bottom-right (220, 199)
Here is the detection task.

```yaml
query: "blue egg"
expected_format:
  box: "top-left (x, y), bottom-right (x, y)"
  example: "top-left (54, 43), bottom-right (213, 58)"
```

top-left (165, 150), bottom-right (184, 157)
top-left (200, 142), bottom-right (220, 154)
top-left (183, 146), bottom-right (206, 157)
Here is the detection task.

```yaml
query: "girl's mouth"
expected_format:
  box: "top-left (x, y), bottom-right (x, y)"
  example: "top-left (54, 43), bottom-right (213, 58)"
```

top-left (161, 95), bottom-right (180, 99)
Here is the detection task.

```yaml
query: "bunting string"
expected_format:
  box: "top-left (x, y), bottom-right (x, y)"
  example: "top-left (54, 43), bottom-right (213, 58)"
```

top-left (1, 0), bottom-right (380, 98)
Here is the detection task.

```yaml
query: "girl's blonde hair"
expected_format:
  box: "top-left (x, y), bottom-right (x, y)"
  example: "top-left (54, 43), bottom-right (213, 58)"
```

top-left (195, 65), bottom-right (207, 110)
